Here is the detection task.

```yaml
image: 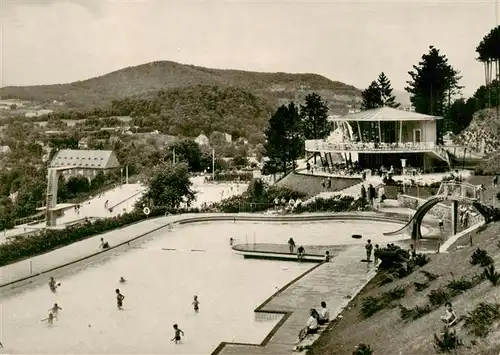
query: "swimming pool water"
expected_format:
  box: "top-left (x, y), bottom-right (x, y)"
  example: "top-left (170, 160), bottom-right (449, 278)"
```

top-left (0, 220), bottom-right (407, 354)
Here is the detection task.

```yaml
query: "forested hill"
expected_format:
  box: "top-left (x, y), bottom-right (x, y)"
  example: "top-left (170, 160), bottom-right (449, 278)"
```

top-left (108, 86), bottom-right (272, 138)
top-left (0, 61), bottom-right (361, 110)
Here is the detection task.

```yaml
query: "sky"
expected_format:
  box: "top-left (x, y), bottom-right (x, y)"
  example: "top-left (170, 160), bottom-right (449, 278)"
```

top-left (1, 0), bottom-right (498, 97)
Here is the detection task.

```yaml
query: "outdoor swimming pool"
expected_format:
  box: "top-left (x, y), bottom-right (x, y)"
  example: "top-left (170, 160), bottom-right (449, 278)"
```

top-left (0, 219), bottom-right (410, 354)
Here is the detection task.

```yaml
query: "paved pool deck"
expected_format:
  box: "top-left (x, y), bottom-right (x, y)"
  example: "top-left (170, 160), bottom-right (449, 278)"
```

top-left (212, 245), bottom-right (376, 355)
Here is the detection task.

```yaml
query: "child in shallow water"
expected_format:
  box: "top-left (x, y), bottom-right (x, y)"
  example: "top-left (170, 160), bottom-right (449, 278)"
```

top-left (50, 303), bottom-right (62, 314)
top-left (116, 289), bottom-right (125, 309)
top-left (192, 295), bottom-right (200, 313)
top-left (171, 324), bottom-right (184, 344)
top-left (41, 312), bottom-right (57, 325)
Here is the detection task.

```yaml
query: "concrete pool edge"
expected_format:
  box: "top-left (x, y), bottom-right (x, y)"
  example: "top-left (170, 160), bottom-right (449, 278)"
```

top-left (0, 212), bottom-right (417, 290)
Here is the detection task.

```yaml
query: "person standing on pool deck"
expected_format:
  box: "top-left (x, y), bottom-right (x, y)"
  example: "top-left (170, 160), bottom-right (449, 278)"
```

top-left (171, 324), bottom-right (184, 344)
top-left (288, 238), bottom-right (296, 254)
top-left (116, 289), bottom-right (125, 309)
top-left (192, 295), bottom-right (200, 313)
top-left (365, 240), bottom-right (373, 262)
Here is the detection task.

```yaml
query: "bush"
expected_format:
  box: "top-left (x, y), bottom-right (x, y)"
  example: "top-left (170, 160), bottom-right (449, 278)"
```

top-left (375, 246), bottom-right (410, 272)
top-left (380, 286), bottom-right (406, 303)
top-left (360, 297), bottom-right (384, 318)
top-left (484, 265), bottom-right (500, 286)
top-left (414, 281), bottom-right (430, 292)
top-left (413, 253), bottom-right (430, 267)
top-left (446, 277), bottom-right (474, 295)
top-left (209, 184), bottom-right (305, 213)
top-left (352, 343), bottom-right (373, 355)
top-left (293, 195), bottom-right (369, 214)
top-left (399, 304), bottom-right (432, 321)
top-left (470, 248), bottom-right (493, 267)
top-left (420, 270), bottom-right (439, 281)
top-left (377, 272), bottom-right (395, 287)
top-left (434, 327), bottom-right (463, 353)
top-left (428, 287), bottom-right (450, 306)
top-left (463, 302), bottom-right (500, 337)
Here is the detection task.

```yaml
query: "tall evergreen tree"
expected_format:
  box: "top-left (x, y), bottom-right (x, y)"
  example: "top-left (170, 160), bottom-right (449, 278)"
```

top-left (300, 93), bottom-right (330, 140)
top-left (377, 72), bottom-right (400, 108)
top-left (264, 103), bottom-right (303, 174)
top-left (405, 45), bottom-right (462, 143)
top-left (361, 81), bottom-right (383, 110)
top-left (300, 93), bottom-right (329, 165)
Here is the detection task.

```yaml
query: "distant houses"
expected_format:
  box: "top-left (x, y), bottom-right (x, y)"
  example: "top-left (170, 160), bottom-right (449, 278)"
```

top-left (195, 134), bottom-right (210, 146)
top-left (25, 109), bottom-right (54, 118)
top-left (0, 99), bottom-right (25, 110)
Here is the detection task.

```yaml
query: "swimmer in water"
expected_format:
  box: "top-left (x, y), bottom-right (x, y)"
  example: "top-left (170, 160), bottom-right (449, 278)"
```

top-left (116, 289), bottom-right (125, 309)
top-left (171, 324), bottom-right (184, 344)
top-left (119, 277), bottom-right (126, 284)
top-left (41, 312), bottom-right (57, 325)
top-left (48, 277), bottom-right (61, 292)
top-left (229, 237), bottom-right (234, 246)
top-left (50, 303), bottom-right (62, 314)
top-left (192, 295), bottom-right (200, 313)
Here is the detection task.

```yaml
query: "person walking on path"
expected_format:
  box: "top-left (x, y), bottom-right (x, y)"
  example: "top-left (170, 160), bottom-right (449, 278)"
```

top-left (365, 239), bottom-right (373, 262)
top-left (367, 184), bottom-right (374, 207)
top-left (288, 238), bottom-right (296, 254)
top-left (374, 244), bottom-right (380, 266)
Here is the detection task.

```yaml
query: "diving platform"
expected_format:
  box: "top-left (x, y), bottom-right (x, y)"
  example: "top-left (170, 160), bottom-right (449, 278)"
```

top-left (36, 203), bottom-right (76, 212)
top-left (231, 243), bottom-right (340, 263)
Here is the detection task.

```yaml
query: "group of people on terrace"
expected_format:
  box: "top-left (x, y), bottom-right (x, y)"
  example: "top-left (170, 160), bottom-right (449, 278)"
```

top-left (307, 140), bottom-right (434, 152)
top-left (274, 197), bottom-right (303, 211)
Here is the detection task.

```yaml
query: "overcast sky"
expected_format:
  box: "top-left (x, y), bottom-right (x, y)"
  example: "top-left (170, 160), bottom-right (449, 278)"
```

top-left (1, 0), bottom-right (498, 96)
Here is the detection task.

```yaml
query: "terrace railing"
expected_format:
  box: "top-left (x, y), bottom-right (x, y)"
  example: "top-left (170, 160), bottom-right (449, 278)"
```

top-left (305, 140), bottom-right (436, 152)
top-left (436, 181), bottom-right (479, 201)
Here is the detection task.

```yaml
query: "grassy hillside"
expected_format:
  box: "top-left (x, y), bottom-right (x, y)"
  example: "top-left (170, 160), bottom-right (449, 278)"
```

top-left (308, 219), bottom-right (500, 354)
top-left (0, 61), bottom-right (361, 110)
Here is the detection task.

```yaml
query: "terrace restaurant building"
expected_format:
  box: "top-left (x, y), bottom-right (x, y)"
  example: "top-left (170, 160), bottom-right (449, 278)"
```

top-left (305, 107), bottom-right (450, 173)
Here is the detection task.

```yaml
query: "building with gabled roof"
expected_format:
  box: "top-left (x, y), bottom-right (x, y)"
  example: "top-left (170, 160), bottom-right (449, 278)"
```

top-left (49, 149), bottom-right (120, 178)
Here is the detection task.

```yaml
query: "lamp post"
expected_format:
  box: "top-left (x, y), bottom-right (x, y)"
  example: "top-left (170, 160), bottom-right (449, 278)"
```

top-left (212, 148), bottom-right (215, 181)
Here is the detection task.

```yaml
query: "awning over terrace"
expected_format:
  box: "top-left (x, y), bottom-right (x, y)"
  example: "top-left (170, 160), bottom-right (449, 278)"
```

top-left (328, 107), bottom-right (442, 122)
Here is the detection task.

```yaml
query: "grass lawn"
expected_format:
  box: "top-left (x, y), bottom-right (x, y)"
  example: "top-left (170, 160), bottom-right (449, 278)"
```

top-left (307, 221), bottom-right (500, 355)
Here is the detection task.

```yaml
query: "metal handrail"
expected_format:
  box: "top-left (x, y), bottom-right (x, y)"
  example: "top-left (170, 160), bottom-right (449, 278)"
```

top-left (305, 140), bottom-right (436, 152)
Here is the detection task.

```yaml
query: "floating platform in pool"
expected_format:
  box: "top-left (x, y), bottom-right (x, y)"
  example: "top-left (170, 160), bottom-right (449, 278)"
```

top-left (232, 243), bottom-right (333, 263)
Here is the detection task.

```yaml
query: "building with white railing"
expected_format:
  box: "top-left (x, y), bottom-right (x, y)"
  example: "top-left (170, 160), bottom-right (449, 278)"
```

top-left (305, 107), bottom-right (450, 172)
